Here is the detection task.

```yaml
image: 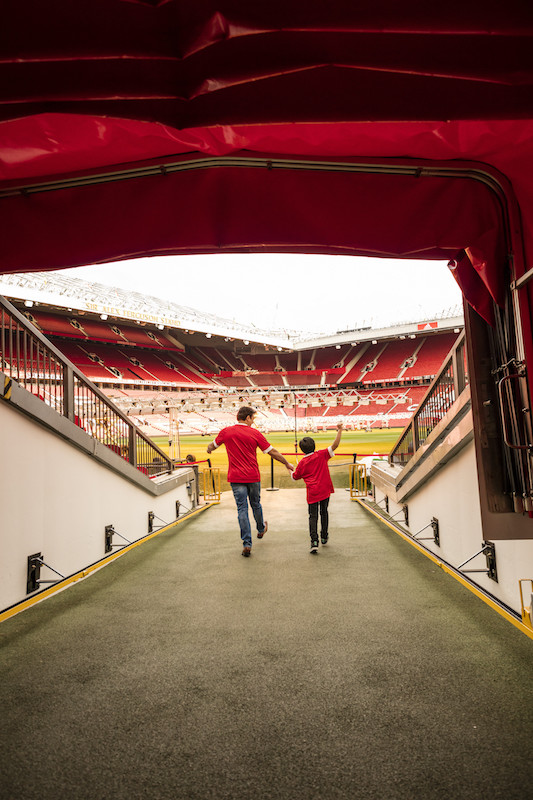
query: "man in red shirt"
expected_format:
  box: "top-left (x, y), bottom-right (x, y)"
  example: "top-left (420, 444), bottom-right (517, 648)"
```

top-left (207, 406), bottom-right (294, 556)
top-left (291, 422), bottom-right (343, 553)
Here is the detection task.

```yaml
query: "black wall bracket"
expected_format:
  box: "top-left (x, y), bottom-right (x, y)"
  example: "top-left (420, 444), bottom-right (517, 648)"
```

top-left (412, 517), bottom-right (440, 547)
top-left (458, 541), bottom-right (498, 583)
top-left (27, 552), bottom-right (41, 594)
top-left (26, 553), bottom-right (65, 594)
top-left (105, 525), bottom-right (132, 553)
top-left (148, 511), bottom-right (155, 533)
top-left (431, 517), bottom-right (440, 547)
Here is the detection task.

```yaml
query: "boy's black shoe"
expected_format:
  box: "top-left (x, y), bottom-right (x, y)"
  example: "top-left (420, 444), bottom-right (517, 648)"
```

top-left (321, 535), bottom-right (329, 545)
top-left (310, 539), bottom-right (319, 554)
top-left (242, 546), bottom-right (251, 557)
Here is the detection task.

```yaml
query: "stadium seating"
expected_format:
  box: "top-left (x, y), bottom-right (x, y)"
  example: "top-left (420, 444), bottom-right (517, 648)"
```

top-left (401, 332), bottom-right (457, 378)
top-left (51, 338), bottom-right (213, 385)
top-left (340, 342), bottom-right (383, 383)
top-left (14, 305), bottom-right (460, 435)
top-left (359, 340), bottom-right (418, 383)
top-left (28, 310), bottom-right (179, 349)
top-left (305, 344), bottom-right (354, 371)
top-left (286, 372), bottom-right (323, 386)
top-left (239, 352), bottom-right (278, 371)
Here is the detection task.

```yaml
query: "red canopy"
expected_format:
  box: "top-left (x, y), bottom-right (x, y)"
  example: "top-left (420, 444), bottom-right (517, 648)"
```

top-left (2, 3), bottom-right (533, 327)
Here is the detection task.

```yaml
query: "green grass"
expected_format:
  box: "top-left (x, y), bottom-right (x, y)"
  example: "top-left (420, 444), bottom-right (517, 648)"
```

top-left (153, 428), bottom-right (401, 492)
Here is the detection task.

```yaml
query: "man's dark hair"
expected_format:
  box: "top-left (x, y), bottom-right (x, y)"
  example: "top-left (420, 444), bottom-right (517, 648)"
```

top-left (299, 436), bottom-right (316, 454)
top-left (237, 406), bottom-right (256, 421)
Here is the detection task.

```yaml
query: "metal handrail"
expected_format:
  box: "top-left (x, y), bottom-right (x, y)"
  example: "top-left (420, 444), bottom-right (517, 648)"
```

top-left (0, 294), bottom-right (173, 477)
top-left (390, 330), bottom-right (468, 467)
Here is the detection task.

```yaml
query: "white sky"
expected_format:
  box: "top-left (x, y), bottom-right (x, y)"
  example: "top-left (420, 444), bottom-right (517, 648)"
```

top-left (60, 253), bottom-right (463, 334)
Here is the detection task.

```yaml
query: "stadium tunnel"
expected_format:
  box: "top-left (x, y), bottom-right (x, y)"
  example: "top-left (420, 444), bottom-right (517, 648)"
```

top-left (1, 4), bottom-right (533, 798)
top-left (2, 125), bottom-right (533, 546)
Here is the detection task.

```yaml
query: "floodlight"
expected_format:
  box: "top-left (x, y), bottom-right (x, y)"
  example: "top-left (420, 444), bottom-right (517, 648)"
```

top-left (100, 314), bottom-right (108, 320)
top-left (24, 300), bottom-right (33, 307)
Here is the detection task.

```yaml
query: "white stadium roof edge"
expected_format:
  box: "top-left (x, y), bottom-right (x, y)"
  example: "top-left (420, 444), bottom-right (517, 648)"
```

top-left (0, 271), bottom-right (463, 349)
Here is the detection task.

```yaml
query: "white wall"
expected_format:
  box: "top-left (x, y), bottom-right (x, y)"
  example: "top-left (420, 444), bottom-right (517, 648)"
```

top-left (0, 400), bottom-right (196, 612)
top-left (373, 441), bottom-right (533, 615)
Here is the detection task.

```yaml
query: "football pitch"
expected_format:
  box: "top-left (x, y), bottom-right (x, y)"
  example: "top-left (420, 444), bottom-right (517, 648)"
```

top-left (152, 428), bottom-right (401, 491)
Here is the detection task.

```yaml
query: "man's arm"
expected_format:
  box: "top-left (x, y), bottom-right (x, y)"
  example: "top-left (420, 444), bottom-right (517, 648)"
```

top-left (331, 421), bottom-right (344, 452)
top-left (206, 441), bottom-right (216, 454)
top-left (268, 447), bottom-right (294, 471)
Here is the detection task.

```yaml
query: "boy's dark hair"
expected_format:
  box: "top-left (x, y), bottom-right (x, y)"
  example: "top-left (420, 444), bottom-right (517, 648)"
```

top-left (237, 405), bottom-right (256, 421)
top-left (299, 436), bottom-right (316, 454)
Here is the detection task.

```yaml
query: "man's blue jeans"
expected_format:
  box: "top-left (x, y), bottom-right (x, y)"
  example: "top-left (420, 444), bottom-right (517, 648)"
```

top-left (230, 482), bottom-right (266, 548)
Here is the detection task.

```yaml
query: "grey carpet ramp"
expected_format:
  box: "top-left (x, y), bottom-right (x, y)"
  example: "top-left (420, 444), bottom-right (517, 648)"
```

top-left (1, 489), bottom-right (532, 799)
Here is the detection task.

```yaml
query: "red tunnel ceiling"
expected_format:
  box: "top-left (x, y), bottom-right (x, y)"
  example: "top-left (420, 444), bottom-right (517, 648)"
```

top-left (2, 2), bottom-right (533, 327)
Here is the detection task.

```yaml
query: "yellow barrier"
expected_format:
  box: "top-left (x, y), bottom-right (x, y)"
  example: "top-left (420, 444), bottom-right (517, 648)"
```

top-left (519, 579), bottom-right (533, 629)
top-left (202, 467), bottom-right (221, 502)
top-left (349, 462), bottom-right (369, 498)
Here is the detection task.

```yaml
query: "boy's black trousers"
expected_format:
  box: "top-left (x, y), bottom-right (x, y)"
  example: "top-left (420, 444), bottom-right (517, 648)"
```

top-left (308, 497), bottom-right (330, 541)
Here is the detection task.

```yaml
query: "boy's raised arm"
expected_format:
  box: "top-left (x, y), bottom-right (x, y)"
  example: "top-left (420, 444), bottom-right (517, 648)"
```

top-left (331, 421), bottom-right (344, 451)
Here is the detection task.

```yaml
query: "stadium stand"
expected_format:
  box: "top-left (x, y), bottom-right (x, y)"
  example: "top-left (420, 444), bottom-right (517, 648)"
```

top-left (26, 310), bottom-right (179, 349)
top-left (400, 332), bottom-right (458, 379)
top-left (215, 375), bottom-right (254, 388)
top-left (4, 287), bottom-right (462, 433)
top-left (359, 339), bottom-right (419, 383)
top-left (239, 352), bottom-right (278, 371)
top-left (340, 342), bottom-right (383, 383)
top-left (285, 371), bottom-right (323, 386)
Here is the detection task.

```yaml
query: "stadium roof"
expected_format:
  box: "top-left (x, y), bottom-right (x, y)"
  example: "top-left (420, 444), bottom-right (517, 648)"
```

top-left (1, 3), bottom-right (533, 338)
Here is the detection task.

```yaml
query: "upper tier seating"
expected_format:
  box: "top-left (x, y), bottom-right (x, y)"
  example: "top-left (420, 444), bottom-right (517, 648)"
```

top-left (304, 344), bottom-right (354, 371)
top-left (28, 311), bottom-right (179, 349)
top-left (49, 339), bottom-right (116, 380)
top-left (20, 307), bottom-right (458, 394)
top-left (50, 338), bottom-right (213, 385)
top-left (360, 340), bottom-right (419, 383)
top-left (239, 352), bottom-right (278, 371)
top-left (340, 343), bottom-right (383, 383)
top-left (401, 333), bottom-right (458, 378)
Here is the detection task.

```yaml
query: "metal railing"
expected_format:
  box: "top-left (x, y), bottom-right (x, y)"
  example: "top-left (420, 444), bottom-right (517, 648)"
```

top-left (1, 295), bottom-right (173, 478)
top-left (390, 331), bottom-right (468, 467)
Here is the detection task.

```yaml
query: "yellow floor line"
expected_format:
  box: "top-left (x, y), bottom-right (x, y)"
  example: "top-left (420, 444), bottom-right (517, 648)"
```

top-left (356, 498), bottom-right (533, 642)
top-left (0, 501), bottom-right (219, 624)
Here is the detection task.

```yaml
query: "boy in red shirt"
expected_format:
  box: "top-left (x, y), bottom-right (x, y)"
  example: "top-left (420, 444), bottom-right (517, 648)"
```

top-left (207, 406), bottom-right (294, 556)
top-left (291, 422), bottom-right (343, 553)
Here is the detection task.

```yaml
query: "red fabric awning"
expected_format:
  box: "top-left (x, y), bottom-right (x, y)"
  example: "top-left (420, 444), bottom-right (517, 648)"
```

top-left (2, 3), bottom-right (533, 327)
top-left (0, 114), bottom-right (525, 324)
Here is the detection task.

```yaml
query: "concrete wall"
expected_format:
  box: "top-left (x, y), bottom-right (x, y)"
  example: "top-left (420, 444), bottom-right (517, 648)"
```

top-left (373, 440), bottom-right (533, 615)
top-left (0, 399), bottom-right (196, 612)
